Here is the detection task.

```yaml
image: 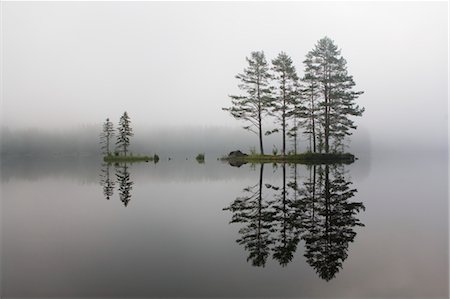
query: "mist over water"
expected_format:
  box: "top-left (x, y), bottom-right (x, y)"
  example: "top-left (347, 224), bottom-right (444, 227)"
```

top-left (1, 1), bottom-right (448, 298)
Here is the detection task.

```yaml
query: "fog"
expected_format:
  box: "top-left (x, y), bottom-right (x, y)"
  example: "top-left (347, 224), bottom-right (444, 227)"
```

top-left (1, 1), bottom-right (448, 153)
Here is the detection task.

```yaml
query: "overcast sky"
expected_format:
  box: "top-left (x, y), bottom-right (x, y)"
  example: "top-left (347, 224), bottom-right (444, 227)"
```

top-left (1, 1), bottom-right (448, 150)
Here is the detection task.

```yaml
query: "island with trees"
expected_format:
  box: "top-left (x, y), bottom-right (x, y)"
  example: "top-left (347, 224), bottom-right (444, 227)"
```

top-left (100, 111), bottom-right (159, 163)
top-left (223, 37), bottom-right (364, 164)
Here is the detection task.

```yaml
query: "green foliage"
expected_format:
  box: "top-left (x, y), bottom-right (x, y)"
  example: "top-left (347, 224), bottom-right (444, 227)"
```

top-left (104, 155), bottom-right (153, 163)
top-left (225, 152), bottom-right (355, 165)
top-left (272, 145), bottom-right (278, 156)
top-left (195, 153), bottom-right (205, 163)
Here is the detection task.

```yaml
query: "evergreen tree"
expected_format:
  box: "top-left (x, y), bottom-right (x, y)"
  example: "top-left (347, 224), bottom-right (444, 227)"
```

top-left (301, 52), bottom-right (321, 152)
top-left (304, 37), bottom-right (364, 153)
top-left (271, 52), bottom-right (299, 156)
top-left (100, 118), bottom-right (115, 155)
top-left (116, 111), bottom-right (134, 156)
top-left (223, 51), bottom-right (272, 154)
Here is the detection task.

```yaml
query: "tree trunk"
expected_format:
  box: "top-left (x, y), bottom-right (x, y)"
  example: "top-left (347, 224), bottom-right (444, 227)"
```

top-left (311, 91), bottom-right (316, 153)
top-left (258, 110), bottom-right (264, 155)
top-left (282, 77), bottom-right (286, 157)
top-left (257, 80), bottom-right (264, 155)
top-left (324, 83), bottom-right (329, 154)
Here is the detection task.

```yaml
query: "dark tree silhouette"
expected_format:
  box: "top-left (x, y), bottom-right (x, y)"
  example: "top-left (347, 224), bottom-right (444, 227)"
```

top-left (224, 164), bottom-right (275, 267)
top-left (300, 164), bottom-right (365, 281)
top-left (303, 37), bottom-right (364, 153)
top-left (116, 163), bottom-right (133, 207)
top-left (99, 163), bottom-right (115, 200)
top-left (116, 111), bottom-right (134, 156)
top-left (271, 52), bottom-right (299, 156)
top-left (223, 51), bottom-right (273, 155)
top-left (300, 52), bottom-right (321, 153)
top-left (100, 118), bottom-right (115, 155)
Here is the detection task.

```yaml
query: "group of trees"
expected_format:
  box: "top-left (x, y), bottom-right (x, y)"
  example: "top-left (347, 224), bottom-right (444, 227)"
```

top-left (100, 111), bottom-right (134, 156)
top-left (223, 37), bottom-right (364, 155)
top-left (224, 163), bottom-right (365, 280)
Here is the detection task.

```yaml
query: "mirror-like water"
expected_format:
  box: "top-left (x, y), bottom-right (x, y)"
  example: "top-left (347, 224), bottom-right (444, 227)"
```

top-left (1, 153), bottom-right (448, 298)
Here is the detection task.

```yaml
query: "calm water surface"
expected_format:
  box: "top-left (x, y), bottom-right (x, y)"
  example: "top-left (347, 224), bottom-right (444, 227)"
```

top-left (1, 152), bottom-right (448, 298)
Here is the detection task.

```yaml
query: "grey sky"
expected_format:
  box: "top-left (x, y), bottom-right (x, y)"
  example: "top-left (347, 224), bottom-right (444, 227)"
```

top-left (1, 1), bottom-right (448, 150)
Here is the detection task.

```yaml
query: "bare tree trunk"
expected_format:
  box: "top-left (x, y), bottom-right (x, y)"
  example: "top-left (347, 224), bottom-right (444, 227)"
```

top-left (282, 77), bottom-right (286, 157)
top-left (311, 91), bottom-right (316, 153)
top-left (324, 83), bottom-right (329, 154)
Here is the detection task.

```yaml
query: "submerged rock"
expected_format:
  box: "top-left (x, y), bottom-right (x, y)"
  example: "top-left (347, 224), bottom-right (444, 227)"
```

top-left (228, 150), bottom-right (248, 158)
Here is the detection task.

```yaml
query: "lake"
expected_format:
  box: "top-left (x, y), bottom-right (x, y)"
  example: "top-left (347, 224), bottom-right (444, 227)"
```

top-left (1, 152), bottom-right (448, 298)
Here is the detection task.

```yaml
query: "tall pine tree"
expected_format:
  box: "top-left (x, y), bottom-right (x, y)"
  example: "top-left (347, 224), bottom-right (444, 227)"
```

top-left (301, 52), bottom-right (321, 153)
top-left (223, 51), bottom-right (272, 155)
top-left (100, 118), bottom-right (115, 155)
top-left (304, 37), bottom-right (364, 153)
top-left (116, 111), bottom-right (134, 156)
top-left (271, 52), bottom-right (299, 156)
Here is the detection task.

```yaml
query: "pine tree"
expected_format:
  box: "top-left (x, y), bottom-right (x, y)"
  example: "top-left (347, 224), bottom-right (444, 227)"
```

top-left (223, 51), bottom-right (272, 155)
top-left (116, 111), bottom-right (134, 156)
top-left (271, 52), bottom-right (299, 156)
top-left (100, 118), bottom-right (115, 155)
top-left (304, 37), bottom-right (364, 153)
top-left (301, 52), bottom-right (321, 153)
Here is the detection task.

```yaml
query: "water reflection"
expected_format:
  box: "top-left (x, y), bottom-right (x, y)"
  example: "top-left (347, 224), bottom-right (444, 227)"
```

top-left (224, 163), bottom-right (365, 280)
top-left (99, 163), bottom-right (115, 200)
top-left (99, 163), bottom-right (133, 207)
top-left (223, 164), bottom-right (274, 267)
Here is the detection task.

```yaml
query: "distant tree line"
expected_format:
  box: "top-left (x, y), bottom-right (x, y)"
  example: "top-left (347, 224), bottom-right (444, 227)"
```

top-left (100, 111), bottom-right (134, 156)
top-left (223, 37), bottom-right (364, 155)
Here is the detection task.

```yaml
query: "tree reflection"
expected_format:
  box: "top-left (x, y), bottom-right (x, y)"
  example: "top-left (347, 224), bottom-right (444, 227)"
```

top-left (99, 163), bottom-right (115, 200)
top-left (300, 164), bottom-right (365, 281)
top-left (225, 162), bottom-right (365, 280)
top-left (116, 163), bottom-right (133, 207)
top-left (99, 163), bottom-right (134, 207)
top-left (223, 164), bottom-right (275, 267)
top-left (271, 164), bottom-right (301, 266)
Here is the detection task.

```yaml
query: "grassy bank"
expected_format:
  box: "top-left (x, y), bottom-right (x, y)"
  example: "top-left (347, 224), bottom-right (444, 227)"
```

top-left (224, 152), bottom-right (355, 164)
top-left (103, 154), bottom-right (158, 163)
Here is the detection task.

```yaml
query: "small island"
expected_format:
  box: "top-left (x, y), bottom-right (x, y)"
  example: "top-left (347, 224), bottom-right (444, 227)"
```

top-left (223, 150), bottom-right (355, 165)
top-left (100, 112), bottom-right (159, 163)
top-left (222, 38), bottom-right (364, 165)
top-left (103, 154), bottom-right (159, 163)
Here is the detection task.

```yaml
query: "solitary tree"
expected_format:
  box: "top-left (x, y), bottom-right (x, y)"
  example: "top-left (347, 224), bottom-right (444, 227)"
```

top-left (100, 118), bottom-right (115, 155)
top-left (304, 37), bottom-right (364, 153)
top-left (116, 111), bottom-right (134, 156)
top-left (223, 51), bottom-right (272, 155)
top-left (271, 52), bottom-right (299, 156)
